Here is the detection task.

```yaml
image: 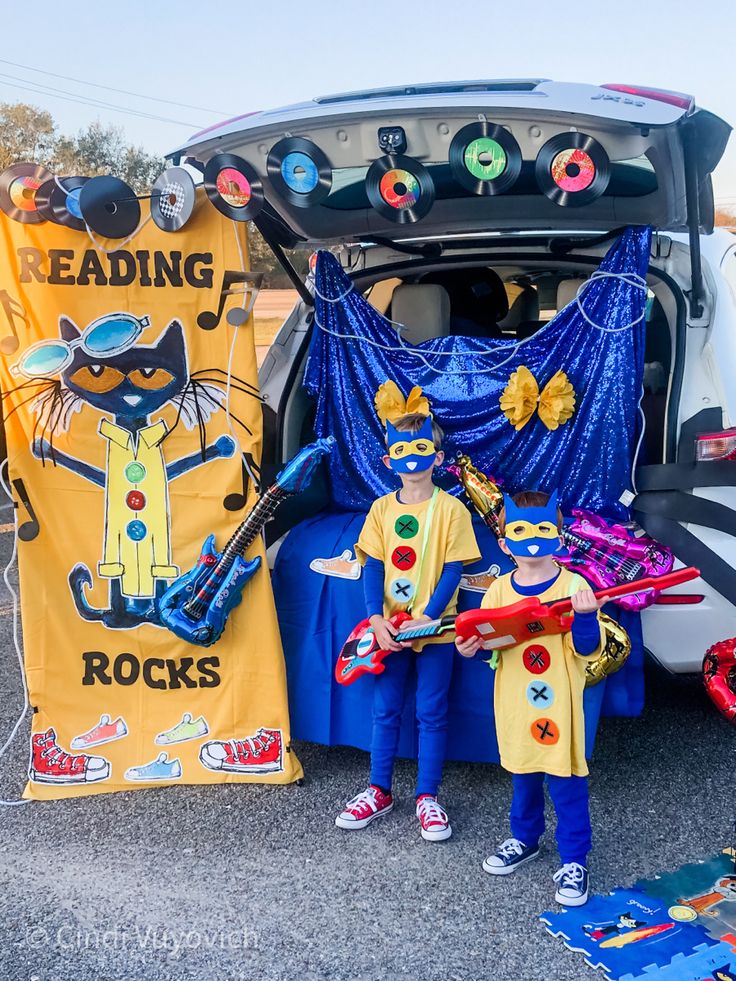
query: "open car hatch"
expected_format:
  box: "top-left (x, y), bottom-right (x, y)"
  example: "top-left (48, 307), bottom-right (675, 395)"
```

top-left (169, 79), bottom-right (730, 244)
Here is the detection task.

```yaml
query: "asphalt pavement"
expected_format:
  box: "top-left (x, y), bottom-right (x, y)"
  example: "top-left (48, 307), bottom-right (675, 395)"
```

top-left (0, 524), bottom-right (732, 981)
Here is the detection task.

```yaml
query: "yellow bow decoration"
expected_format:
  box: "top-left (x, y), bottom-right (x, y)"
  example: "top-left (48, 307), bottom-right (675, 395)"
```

top-left (374, 380), bottom-right (431, 424)
top-left (499, 365), bottom-right (576, 431)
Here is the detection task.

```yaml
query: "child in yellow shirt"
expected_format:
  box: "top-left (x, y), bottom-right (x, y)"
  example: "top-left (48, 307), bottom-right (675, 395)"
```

top-left (457, 490), bottom-right (606, 906)
top-left (336, 406), bottom-right (480, 841)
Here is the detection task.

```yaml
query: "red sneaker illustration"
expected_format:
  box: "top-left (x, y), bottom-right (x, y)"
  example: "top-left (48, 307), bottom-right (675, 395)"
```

top-left (199, 728), bottom-right (284, 774)
top-left (29, 728), bottom-right (111, 785)
top-left (71, 714), bottom-right (128, 750)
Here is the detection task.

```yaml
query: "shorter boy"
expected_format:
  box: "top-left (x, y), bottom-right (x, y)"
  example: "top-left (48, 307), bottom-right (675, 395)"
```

top-left (457, 490), bottom-right (606, 906)
top-left (336, 407), bottom-right (480, 841)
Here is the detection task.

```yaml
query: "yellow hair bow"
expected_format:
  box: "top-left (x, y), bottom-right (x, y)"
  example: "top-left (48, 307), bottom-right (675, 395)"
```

top-left (499, 366), bottom-right (576, 431)
top-left (374, 380), bottom-right (431, 424)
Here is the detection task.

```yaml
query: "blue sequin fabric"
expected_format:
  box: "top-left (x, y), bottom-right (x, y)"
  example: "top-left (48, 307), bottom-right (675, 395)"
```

top-left (303, 226), bottom-right (651, 519)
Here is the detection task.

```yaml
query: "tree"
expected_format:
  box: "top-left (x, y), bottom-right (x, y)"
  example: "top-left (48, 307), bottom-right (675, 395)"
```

top-left (0, 102), bottom-right (162, 193)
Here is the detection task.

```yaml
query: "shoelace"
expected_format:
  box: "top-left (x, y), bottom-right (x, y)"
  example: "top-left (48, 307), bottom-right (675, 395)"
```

top-left (498, 838), bottom-right (526, 859)
top-left (553, 863), bottom-right (586, 889)
top-left (346, 788), bottom-right (379, 813)
top-left (417, 798), bottom-right (447, 825)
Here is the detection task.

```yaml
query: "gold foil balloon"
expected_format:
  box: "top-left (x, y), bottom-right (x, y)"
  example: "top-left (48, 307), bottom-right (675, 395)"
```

top-left (453, 454), bottom-right (504, 536)
top-left (585, 613), bottom-right (631, 686)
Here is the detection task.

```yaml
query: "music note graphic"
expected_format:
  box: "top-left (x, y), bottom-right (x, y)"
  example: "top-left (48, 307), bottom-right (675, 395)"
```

top-left (12, 478), bottom-right (40, 541)
top-left (223, 454), bottom-right (260, 511)
top-left (197, 271), bottom-right (264, 331)
top-left (0, 290), bottom-right (29, 355)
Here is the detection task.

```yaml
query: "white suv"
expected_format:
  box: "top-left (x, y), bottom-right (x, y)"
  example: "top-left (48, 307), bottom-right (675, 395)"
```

top-left (171, 79), bottom-right (733, 674)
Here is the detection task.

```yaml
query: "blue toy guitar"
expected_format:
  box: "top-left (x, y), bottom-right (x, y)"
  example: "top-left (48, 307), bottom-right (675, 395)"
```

top-left (160, 437), bottom-right (334, 646)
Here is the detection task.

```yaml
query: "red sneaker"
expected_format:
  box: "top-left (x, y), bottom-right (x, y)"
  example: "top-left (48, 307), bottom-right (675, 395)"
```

top-left (29, 728), bottom-right (111, 785)
top-left (198, 728), bottom-right (284, 774)
top-left (416, 795), bottom-right (452, 841)
top-left (335, 785), bottom-right (394, 830)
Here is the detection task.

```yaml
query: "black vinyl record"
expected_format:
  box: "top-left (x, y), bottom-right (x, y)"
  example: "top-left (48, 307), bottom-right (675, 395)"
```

top-left (204, 154), bottom-right (263, 221)
top-left (449, 121), bottom-right (522, 195)
top-left (365, 154), bottom-right (435, 224)
top-left (151, 166), bottom-right (196, 231)
top-left (0, 162), bottom-right (53, 223)
top-left (35, 175), bottom-right (88, 231)
top-left (266, 136), bottom-right (332, 208)
top-left (79, 175), bottom-right (141, 238)
top-left (535, 132), bottom-right (610, 207)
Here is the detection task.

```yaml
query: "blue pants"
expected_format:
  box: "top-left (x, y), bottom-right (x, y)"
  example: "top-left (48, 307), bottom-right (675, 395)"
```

top-left (370, 642), bottom-right (454, 798)
top-left (510, 772), bottom-right (591, 866)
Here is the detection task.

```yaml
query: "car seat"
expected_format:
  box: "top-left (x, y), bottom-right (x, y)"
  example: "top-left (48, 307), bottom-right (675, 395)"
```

top-left (419, 268), bottom-right (509, 337)
top-left (390, 283), bottom-right (451, 344)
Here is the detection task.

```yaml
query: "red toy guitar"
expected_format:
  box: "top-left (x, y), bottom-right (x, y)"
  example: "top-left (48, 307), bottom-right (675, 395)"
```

top-left (335, 567), bottom-right (700, 686)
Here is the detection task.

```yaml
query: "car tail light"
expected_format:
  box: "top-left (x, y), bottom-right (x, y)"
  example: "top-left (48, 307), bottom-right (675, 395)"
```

top-left (601, 84), bottom-right (694, 111)
top-left (654, 593), bottom-right (705, 605)
top-left (695, 429), bottom-right (736, 462)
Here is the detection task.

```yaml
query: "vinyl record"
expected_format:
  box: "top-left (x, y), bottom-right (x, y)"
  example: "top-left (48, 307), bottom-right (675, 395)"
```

top-left (150, 166), bottom-right (196, 231)
top-left (266, 137), bottom-right (332, 208)
top-left (365, 154), bottom-right (435, 224)
top-left (204, 153), bottom-right (263, 221)
top-left (535, 132), bottom-right (610, 207)
top-left (35, 175), bottom-right (88, 231)
top-left (79, 175), bottom-right (141, 238)
top-left (0, 162), bottom-right (53, 224)
top-left (449, 121), bottom-right (522, 195)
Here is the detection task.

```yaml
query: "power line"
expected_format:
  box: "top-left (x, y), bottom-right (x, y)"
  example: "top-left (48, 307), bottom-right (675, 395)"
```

top-left (0, 57), bottom-right (231, 116)
top-left (0, 76), bottom-right (206, 128)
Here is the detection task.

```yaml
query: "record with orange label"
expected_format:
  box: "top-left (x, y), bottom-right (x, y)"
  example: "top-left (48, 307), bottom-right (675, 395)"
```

top-left (0, 162), bottom-right (53, 224)
top-left (365, 154), bottom-right (435, 223)
top-left (535, 133), bottom-right (610, 207)
top-left (204, 153), bottom-right (263, 221)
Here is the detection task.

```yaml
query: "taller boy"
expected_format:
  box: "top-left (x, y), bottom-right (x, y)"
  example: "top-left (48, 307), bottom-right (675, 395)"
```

top-left (336, 384), bottom-right (480, 841)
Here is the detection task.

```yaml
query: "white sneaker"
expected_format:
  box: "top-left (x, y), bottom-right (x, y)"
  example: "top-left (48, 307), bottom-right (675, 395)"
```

top-left (416, 795), bottom-right (452, 841)
top-left (483, 838), bottom-right (540, 875)
top-left (553, 863), bottom-right (589, 906)
top-left (335, 785), bottom-right (394, 830)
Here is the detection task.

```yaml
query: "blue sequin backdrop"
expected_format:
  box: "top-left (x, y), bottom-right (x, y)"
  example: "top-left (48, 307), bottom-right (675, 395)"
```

top-left (304, 226), bottom-right (651, 518)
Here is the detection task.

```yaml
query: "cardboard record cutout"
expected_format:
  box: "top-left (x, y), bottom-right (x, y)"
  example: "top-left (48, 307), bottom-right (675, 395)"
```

top-left (35, 176), bottom-right (88, 232)
top-left (449, 121), bottom-right (522, 195)
top-left (0, 162), bottom-right (53, 224)
top-left (535, 133), bottom-right (610, 207)
top-left (365, 154), bottom-right (435, 223)
top-left (266, 136), bottom-right (332, 208)
top-left (150, 167), bottom-right (196, 232)
top-left (204, 154), bottom-right (263, 221)
top-left (79, 175), bottom-right (141, 237)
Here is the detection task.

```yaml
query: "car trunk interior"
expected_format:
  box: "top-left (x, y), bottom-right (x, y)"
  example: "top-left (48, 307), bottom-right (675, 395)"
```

top-left (263, 241), bottom-right (679, 544)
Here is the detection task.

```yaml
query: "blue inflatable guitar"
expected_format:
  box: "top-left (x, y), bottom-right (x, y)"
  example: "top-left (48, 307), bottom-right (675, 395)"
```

top-left (160, 437), bottom-right (334, 646)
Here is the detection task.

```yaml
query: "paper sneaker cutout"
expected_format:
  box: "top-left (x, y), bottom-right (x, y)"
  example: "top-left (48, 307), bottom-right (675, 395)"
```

top-left (500, 366), bottom-right (575, 431)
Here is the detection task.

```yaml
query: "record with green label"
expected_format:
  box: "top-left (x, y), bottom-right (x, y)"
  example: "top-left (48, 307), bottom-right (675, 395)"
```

top-left (449, 121), bottom-right (521, 195)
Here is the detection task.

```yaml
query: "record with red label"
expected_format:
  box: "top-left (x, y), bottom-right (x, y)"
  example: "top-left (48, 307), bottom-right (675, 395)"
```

top-left (267, 137), bottom-right (332, 208)
top-left (0, 162), bottom-right (53, 224)
top-left (35, 175), bottom-right (88, 231)
top-left (535, 132), bottom-right (610, 207)
top-left (79, 175), bottom-right (141, 238)
top-left (449, 121), bottom-right (522, 195)
top-left (365, 153), bottom-right (435, 223)
top-left (150, 166), bottom-right (196, 231)
top-left (204, 153), bottom-right (263, 221)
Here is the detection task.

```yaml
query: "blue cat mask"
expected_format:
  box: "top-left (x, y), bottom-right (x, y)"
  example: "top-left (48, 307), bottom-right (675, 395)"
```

top-left (386, 416), bottom-right (437, 474)
top-left (502, 491), bottom-right (561, 557)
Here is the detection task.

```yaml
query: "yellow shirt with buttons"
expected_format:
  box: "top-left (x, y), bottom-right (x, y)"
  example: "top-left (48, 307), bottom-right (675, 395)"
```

top-left (481, 568), bottom-right (603, 777)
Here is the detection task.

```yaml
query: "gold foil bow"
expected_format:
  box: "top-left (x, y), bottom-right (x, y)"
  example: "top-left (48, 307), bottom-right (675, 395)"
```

top-left (374, 380), bottom-right (431, 425)
top-left (499, 366), bottom-right (576, 431)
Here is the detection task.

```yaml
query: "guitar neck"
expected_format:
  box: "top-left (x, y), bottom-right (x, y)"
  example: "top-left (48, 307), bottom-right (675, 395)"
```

top-left (395, 615), bottom-right (456, 642)
top-left (547, 566), bottom-right (700, 617)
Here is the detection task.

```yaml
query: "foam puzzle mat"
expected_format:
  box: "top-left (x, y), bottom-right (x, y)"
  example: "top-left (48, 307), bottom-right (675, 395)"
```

top-left (541, 851), bottom-right (736, 980)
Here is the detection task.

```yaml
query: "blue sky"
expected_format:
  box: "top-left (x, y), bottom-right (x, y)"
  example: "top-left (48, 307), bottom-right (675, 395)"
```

top-left (2, 0), bottom-right (734, 205)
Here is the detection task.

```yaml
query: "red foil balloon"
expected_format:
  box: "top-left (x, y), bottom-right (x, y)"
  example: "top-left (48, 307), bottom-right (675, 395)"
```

top-left (703, 638), bottom-right (736, 724)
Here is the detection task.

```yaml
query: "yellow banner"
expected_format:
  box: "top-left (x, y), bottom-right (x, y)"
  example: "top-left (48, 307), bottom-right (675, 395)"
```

top-left (0, 190), bottom-right (302, 799)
